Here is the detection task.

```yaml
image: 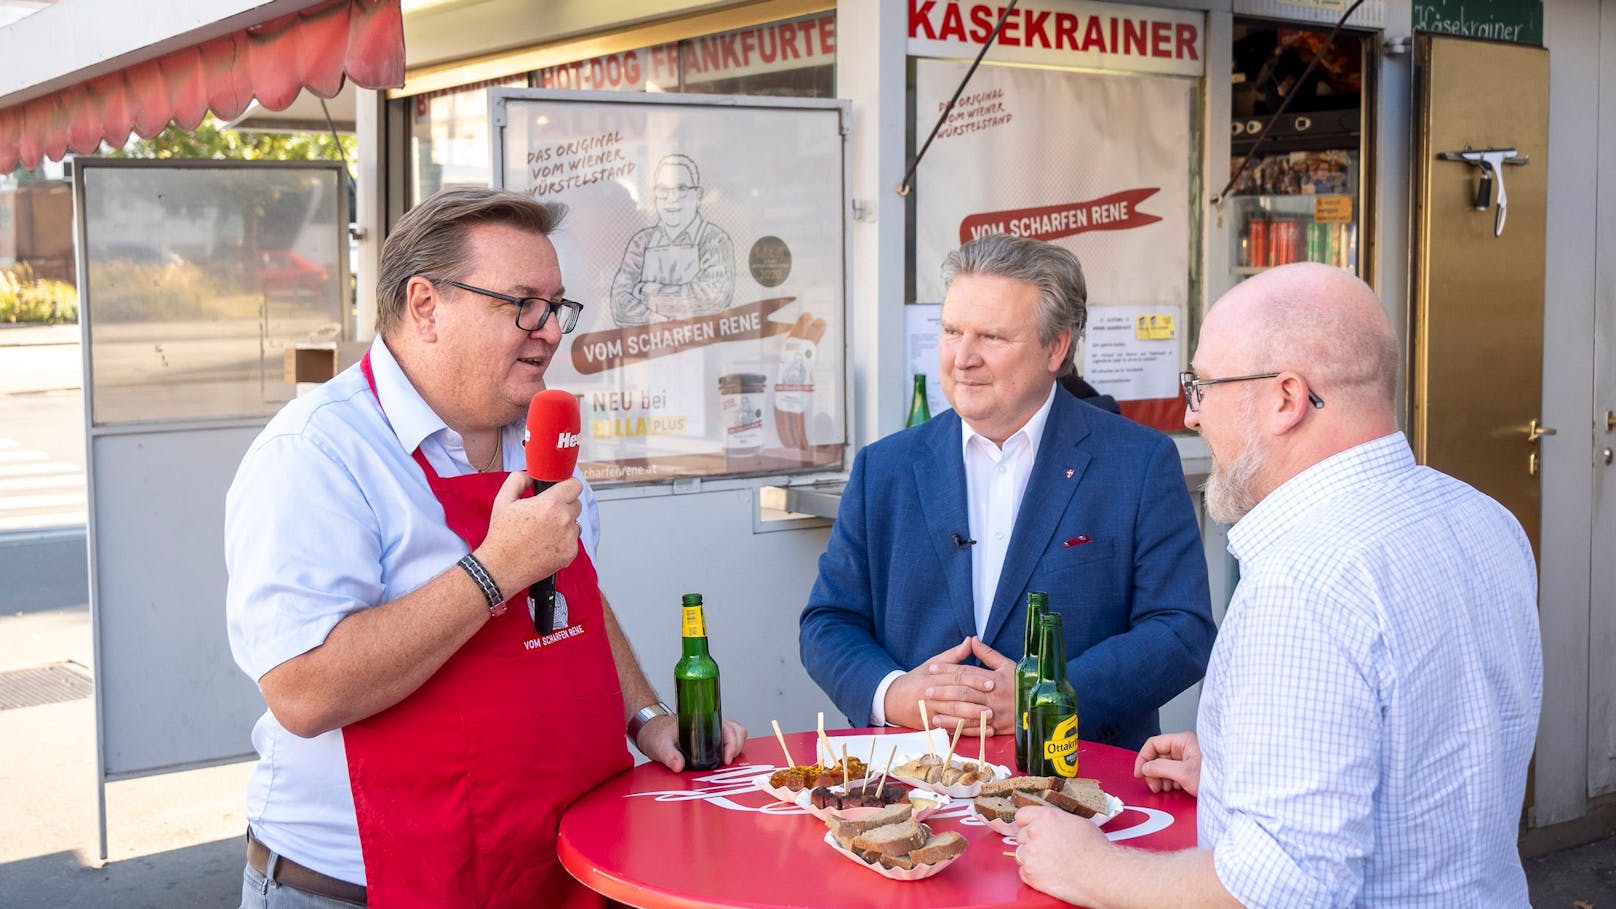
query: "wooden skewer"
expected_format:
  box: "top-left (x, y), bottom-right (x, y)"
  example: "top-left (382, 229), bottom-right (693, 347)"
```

top-left (840, 744), bottom-right (850, 786)
top-left (1002, 851), bottom-right (1019, 858)
top-left (978, 709), bottom-right (988, 769)
top-left (770, 719), bottom-right (795, 768)
top-left (875, 747), bottom-right (897, 799)
top-left (944, 718), bottom-right (965, 769)
top-left (816, 711), bottom-right (832, 764)
top-left (918, 700), bottom-right (936, 758)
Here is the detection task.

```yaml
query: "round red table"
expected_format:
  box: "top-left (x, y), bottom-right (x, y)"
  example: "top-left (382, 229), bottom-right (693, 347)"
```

top-left (558, 729), bottom-right (1197, 909)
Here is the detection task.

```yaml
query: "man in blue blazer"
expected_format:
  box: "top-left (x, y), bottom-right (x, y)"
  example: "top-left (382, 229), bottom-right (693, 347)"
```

top-left (799, 235), bottom-right (1215, 751)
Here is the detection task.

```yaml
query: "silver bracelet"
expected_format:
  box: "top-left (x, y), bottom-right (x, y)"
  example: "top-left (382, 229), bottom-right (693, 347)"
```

top-left (456, 553), bottom-right (506, 616)
top-left (627, 702), bottom-right (673, 740)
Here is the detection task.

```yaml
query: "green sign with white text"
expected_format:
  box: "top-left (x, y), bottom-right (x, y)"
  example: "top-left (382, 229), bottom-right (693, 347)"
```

top-left (1414, 0), bottom-right (1542, 46)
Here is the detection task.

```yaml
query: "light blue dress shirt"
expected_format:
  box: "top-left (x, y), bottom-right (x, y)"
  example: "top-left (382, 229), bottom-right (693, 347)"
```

top-left (1198, 432), bottom-right (1541, 908)
top-left (224, 337), bottom-right (600, 884)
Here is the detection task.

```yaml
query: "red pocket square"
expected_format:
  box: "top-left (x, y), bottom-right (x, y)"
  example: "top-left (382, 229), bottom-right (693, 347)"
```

top-left (1062, 535), bottom-right (1094, 548)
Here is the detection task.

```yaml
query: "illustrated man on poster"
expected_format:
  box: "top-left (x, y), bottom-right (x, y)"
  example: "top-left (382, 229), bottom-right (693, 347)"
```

top-left (610, 154), bottom-right (736, 325)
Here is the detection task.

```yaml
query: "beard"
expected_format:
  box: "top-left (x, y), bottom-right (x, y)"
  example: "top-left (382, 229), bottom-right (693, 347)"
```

top-left (1203, 408), bottom-right (1266, 525)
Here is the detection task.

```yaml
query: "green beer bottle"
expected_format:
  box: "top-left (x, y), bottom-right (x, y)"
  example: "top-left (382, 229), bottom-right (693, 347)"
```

top-left (1026, 612), bottom-right (1081, 778)
top-left (675, 593), bottom-right (723, 771)
top-left (906, 374), bottom-right (931, 427)
top-left (1014, 591), bottom-right (1048, 772)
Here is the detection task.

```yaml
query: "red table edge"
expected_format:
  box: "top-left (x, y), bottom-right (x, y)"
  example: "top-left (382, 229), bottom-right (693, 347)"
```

top-left (558, 730), bottom-right (1197, 909)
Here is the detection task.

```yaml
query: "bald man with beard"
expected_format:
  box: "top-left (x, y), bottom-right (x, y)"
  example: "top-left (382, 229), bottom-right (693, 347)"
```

top-left (1014, 263), bottom-right (1542, 909)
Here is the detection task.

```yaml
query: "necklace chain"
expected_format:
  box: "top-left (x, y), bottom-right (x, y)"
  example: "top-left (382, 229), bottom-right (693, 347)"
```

top-left (480, 437), bottom-right (502, 473)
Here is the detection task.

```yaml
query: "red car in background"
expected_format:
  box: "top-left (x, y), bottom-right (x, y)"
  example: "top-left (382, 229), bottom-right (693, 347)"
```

top-left (258, 250), bottom-right (331, 296)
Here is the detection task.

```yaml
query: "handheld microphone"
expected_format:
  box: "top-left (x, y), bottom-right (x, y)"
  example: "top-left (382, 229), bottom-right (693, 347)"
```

top-left (524, 389), bottom-right (582, 633)
top-left (952, 532), bottom-right (976, 550)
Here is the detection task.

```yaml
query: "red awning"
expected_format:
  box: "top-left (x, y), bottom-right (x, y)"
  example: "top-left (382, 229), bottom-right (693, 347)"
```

top-left (0, 0), bottom-right (404, 173)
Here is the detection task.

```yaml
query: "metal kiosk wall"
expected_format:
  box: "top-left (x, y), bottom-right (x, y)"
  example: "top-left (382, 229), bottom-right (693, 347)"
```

top-left (72, 158), bottom-right (350, 857)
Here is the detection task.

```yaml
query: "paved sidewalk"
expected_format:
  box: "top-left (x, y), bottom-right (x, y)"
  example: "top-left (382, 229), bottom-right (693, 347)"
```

top-left (0, 323), bottom-right (79, 347)
top-left (0, 323), bottom-right (81, 396)
top-left (1, 530), bottom-right (248, 908)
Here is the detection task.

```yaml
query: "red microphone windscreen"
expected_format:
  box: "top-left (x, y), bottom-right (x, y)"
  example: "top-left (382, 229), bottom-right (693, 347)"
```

top-left (525, 389), bottom-right (581, 483)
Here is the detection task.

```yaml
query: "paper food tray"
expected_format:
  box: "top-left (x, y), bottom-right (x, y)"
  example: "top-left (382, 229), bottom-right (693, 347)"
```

top-left (821, 828), bottom-right (963, 881)
top-left (980, 793), bottom-right (1126, 838)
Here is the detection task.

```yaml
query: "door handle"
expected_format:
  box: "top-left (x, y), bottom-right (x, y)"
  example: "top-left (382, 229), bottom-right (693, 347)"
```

top-left (1526, 419), bottom-right (1556, 478)
top-left (1605, 410), bottom-right (1614, 433)
top-left (1437, 147), bottom-right (1530, 237)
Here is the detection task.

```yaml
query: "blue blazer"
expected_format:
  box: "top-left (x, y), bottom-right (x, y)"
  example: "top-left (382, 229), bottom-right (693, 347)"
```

top-left (799, 390), bottom-right (1215, 750)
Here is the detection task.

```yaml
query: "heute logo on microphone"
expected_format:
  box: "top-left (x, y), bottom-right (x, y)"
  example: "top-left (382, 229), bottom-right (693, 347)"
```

top-left (556, 432), bottom-right (581, 449)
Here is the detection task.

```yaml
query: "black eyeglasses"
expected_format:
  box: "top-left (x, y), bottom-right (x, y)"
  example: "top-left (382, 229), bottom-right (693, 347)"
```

top-left (439, 279), bottom-right (584, 334)
top-left (1179, 369), bottom-right (1325, 413)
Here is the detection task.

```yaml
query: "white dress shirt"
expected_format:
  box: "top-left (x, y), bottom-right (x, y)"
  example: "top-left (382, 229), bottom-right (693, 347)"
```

top-left (1197, 432), bottom-right (1541, 908)
top-left (224, 337), bottom-right (599, 884)
top-left (869, 384), bottom-right (1057, 724)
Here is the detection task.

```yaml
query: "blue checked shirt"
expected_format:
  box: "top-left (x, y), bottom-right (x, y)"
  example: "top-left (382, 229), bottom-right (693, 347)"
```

top-left (1197, 433), bottom-right (1541, 908)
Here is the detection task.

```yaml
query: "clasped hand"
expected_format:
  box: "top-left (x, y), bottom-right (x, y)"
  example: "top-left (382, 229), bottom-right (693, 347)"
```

top-left (882, 637), bottom-right (1016, 736)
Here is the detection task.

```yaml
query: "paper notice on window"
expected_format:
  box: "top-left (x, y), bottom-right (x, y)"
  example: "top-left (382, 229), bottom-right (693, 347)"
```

top-left (904, 302), bottom-right (949, 415)
top-left (1083, 306), bottom-right (1183, 401)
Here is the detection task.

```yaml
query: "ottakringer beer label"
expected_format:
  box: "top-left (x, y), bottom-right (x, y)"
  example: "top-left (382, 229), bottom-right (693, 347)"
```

top-left (1042, 714), bottom-right (1080, 777)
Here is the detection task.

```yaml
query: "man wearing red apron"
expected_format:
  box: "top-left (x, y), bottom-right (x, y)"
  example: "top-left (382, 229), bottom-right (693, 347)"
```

top-left (225, 187), bottom-right (746, 908)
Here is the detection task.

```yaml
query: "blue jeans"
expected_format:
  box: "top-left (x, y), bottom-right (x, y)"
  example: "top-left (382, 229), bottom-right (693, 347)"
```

top-left (240, 862), bottom-right (364, 909)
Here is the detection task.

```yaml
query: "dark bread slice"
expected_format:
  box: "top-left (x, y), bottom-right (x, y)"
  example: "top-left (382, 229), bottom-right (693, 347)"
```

top-left (827, 802), bottom-right (912, 844)
top-left (1025, 777), bottom-right (1112, 817)
top-left (979, 776), bottom-right (1060, 798)
top-left (851, 818), bottom-right (925, 856)
top-left (861, 801), bottom-right (913, 827)
top-left (1042, 786), bottom-right (1084, 815)
top-left (829, 821), bottom-right (861, 850)
top-left (909, 830), bottom-right (968, 865)
top-left (1060, 778), bottom-right (1111, 818)
top-left (1011, 789), bottom-right (1059, 810)
top-left (972, 795), bottom-right (1019, 823)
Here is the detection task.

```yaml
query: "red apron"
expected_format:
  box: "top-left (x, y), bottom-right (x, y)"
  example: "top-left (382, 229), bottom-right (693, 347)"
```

top-left (343, 354), bottom-right (631, 908)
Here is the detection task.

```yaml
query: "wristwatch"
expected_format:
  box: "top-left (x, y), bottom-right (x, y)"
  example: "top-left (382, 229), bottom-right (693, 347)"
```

top-left (627, 702), bottom-right (673, 740)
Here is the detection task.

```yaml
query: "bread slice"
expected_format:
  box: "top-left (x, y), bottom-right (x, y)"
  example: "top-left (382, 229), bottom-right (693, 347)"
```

top-left (1011, 789), bottom-right (1059, 810)
top-left (828, 801), bottom-right (914, 851)
top-left (861, 801), bottom-right (913, 828)
top-left (851, 818), bottom-right (925, 856)
top-left (827, 801), bottom-right (911, 844)
top-left (1061, 778), bottom-right (1111, 818)
top-left (1041, 786), bottom-right (1084, 814)
top-left (972, 795), bottom-right (1019, 823)
top-left (979, 776), bottom-right (1059, 798)
top-left (877, 853), bottom-right (916, 870)
top-left (910, 830), bottom-right (968, 865)
top-left (1036, 778), bottom-right (1110, 818)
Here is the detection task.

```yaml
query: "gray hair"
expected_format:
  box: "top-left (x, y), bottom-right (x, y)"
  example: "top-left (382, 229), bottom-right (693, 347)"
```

top-left (941, 234), bottom-right (1087, 375)
top-left (376, 187), bottom-right (567, 337)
